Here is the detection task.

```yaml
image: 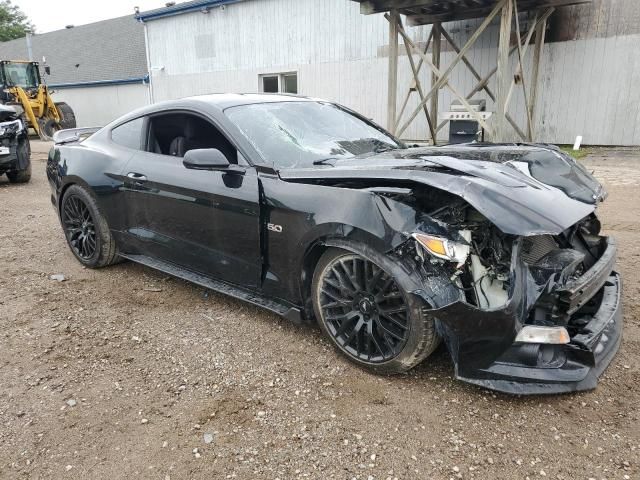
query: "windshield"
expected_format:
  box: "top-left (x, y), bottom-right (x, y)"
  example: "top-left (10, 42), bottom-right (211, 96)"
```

top-left (2, 62), bottom-right (39, 88)
top-left (225, 101), bottom-right (403, 168)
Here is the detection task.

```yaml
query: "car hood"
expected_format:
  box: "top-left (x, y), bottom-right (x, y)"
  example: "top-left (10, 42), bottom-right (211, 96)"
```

top-left (278, 145), bottom-right (604, 236)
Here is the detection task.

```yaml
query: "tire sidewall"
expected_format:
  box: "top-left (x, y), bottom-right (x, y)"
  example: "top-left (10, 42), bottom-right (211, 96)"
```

top-left (311, 245), bottom-right (434, 374)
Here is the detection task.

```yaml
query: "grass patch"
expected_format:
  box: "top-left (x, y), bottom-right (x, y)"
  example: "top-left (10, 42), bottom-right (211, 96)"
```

top-left (558, 145), bottom-right (592, 160)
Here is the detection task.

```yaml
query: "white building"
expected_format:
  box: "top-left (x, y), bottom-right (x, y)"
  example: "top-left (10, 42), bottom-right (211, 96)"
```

top-left (138, 0), bottom-right (640, 146)
top-left (0, 16), bottom-right (149, 127)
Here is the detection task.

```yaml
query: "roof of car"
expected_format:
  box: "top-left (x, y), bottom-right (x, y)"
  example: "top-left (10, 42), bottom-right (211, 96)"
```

top-left (186, 93), bottom-right (318, 109)
top-left (105, 93), bottom-right (320, 129)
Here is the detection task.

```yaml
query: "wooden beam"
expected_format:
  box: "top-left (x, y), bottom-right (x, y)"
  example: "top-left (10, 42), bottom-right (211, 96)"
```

top-left (396, 0), bottom-right (505, 136)
top-left (502, 7), bottom-right (554, 132)
top-left (407, 28), bottom-right (433, 91)
top-left (434, 12), bottom-right (551, 142)
top-left (465, 7), bottom-right (552, 99)
top-left (395, 26), bottom-right (494, 137)
top-left (359, 0), bottom-right (442, 15)
top-left (440, 25), bottom-right (495, 102)
top-left (529, 12), bottom-right (548, 139)
top-left (512, 0), bottom-right (534, 140)
top-left (395, 16), bottom-right (437, 142)
top-left (402, 0), bottom-right (587, 25)
top-left (430, 22), bottom-right (441, 144)
top-left (387, 9), bottom-right (399, 134)
top-left (494, 0), bottom-right (513, 142)
top-left (395, 29), bottom-right (433, 132)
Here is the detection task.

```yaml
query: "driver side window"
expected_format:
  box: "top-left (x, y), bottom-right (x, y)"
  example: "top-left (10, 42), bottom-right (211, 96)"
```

top-left (145, 112), bottom-right (238, 164)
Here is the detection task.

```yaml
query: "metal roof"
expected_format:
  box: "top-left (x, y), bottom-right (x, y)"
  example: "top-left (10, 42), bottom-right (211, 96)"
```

top-left (136, 0), bottom-right (244, 22)
top-left (352, 0), bottom-right (591, 25)
top-left (0, 15), bottom-right (147, 88)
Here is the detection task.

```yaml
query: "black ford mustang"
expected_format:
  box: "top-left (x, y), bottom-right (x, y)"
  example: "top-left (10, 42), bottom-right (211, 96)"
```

top-left (47, 94), bottom-right (622, 394)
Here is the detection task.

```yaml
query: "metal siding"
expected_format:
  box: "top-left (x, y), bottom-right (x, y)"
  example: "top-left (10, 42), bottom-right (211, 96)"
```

top-left (145, 0), bottom-right (640, 145)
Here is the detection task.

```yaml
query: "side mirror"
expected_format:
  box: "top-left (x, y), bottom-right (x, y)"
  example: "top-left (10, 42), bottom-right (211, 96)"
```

top-left (44, 66), bottom-right (51, 75)
top-left (183, 148), bottom-right (229, 170)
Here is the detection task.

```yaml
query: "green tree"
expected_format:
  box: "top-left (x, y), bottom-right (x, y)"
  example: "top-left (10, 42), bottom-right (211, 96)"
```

top-left (0, 0), bottom-right (34, 42)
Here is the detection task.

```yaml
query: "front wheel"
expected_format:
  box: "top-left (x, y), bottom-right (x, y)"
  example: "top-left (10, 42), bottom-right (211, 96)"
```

top-left (7, 140), bottom-right (31, 183)
top-left (312, 247), bottom-right (442, 374)
top-left (60, 185), bottom-right (119, 268)
top-left (7, 163), bottom-right (31, 183)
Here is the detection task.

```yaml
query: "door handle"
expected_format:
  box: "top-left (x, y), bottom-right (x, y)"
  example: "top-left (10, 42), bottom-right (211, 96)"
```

top-left (127, 172), bottom-right (147, 186)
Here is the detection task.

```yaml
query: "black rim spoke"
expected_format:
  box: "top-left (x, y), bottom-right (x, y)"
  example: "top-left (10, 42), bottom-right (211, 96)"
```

top-left (61, 195), bottom-right (97, 261)
top-left (319, 255), bottom-right (410, 363)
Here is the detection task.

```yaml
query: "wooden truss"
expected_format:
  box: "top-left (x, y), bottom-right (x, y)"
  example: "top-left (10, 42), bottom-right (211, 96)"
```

top-left (382, 0), bottom-right (557, 143)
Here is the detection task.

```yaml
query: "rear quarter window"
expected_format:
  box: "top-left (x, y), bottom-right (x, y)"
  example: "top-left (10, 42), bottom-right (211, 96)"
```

top-left (111, 117), bottom-right (144, 150)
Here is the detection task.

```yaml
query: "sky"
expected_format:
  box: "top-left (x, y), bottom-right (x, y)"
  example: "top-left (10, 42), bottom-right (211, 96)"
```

top-left (13, 0), bottom-right (168, 33)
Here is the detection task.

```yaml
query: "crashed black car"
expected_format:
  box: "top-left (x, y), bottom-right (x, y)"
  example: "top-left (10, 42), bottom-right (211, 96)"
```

top-left (0, 104), bottom-right (30, 183)
top-left (46, 94), bottom-right (622, 394)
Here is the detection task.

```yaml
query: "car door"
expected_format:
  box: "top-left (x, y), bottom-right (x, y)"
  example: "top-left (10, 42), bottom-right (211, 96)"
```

top-left (120, 110), bottom-right (262, 288)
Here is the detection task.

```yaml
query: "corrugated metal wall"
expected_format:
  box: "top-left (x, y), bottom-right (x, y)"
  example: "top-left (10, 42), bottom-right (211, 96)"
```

top-left (146, 0), bottom-right (640, 145)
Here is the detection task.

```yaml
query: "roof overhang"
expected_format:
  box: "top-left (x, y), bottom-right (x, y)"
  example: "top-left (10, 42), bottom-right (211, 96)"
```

top-left (49, 75), bottom-right (149, 89)
top-left (352, 0), bottom-right (591, 25)
top-left (136, 0), bottom-right (244, 22)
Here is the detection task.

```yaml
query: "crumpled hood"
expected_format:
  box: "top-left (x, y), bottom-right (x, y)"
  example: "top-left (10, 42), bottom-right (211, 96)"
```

top-left (278, 144), bottom-right (604, 236)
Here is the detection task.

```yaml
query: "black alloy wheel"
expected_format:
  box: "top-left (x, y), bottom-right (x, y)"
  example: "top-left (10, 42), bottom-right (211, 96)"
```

top-left (317, 253), bottom-right (410, 363)
top-left (59, 185), bottom-right (120, 268)
top-left (61, 194), bottom-right (97, 260)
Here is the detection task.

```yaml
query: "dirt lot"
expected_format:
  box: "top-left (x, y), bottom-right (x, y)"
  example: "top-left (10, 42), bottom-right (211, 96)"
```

top-left (0, 142), bottom-right (638, 480)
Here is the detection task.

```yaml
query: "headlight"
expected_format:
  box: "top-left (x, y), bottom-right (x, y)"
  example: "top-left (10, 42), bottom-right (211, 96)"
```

top-left (411, 231), bottom-right (471, 267)
top-left (515, 325), bottom-right (570, 344)
top-left (0, 119), bottom-right (21, 137)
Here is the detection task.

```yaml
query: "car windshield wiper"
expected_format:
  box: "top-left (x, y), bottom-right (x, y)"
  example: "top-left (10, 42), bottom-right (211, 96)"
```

top-left (312, 157), bottom-right (339, 166)
top-left (373, 144), bottom-right (396, 153)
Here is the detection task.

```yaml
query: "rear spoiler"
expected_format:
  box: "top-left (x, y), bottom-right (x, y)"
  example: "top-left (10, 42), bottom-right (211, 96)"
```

top-left (53, 126), bottom-right (102, 145)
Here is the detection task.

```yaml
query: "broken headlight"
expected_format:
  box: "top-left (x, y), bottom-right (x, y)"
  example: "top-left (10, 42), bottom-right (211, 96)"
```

top-left (0, 119), bottom-right (22, 137)
top-left (411, 231), bottom-right (471, 268)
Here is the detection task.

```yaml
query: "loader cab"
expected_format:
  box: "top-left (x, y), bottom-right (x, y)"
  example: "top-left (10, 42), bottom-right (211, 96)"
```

top-left (0, 61), bottom-right (42, 91)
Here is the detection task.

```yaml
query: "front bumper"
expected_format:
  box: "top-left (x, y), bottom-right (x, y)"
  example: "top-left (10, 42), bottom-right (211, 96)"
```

top-left (456, 272), bottom-right (622, 394)
top-left (420, 237), bottom-right (623, 395)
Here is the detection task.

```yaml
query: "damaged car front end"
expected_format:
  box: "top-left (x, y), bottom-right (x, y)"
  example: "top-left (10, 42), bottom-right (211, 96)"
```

top-left (281, 143), bottom-right (622, 395)
top-left (402, 211), bottom-right (621, 395)
top-left (383, 147), bottom-right (621, 394)
top-left (0, 104), bottom-right (30, 183)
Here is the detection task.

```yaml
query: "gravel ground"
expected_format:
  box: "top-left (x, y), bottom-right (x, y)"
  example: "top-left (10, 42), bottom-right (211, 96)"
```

top-left (0, 142), bottom-right (638, 480)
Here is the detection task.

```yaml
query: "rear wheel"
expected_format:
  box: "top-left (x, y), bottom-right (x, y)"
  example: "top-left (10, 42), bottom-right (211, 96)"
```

top-left (60, 185), bottom-right (119, 268)
top-left (56, 102), bottom-right (76, 130)
top-left (312, 247), bottom-right (442, 374)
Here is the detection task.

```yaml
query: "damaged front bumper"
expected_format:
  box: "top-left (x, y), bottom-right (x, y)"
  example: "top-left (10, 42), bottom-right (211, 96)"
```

top-left (414, 237), bottom-right (623, 395)
top-left (0, 119), bottom-right (27, 174)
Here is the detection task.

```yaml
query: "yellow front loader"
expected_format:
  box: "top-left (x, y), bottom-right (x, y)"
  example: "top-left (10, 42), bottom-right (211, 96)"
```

top-left (0, 60), bottom-right (76, 140)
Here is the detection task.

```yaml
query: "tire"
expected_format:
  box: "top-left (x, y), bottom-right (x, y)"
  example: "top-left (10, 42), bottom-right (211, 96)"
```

top-left (40, 118), bottom-right (60, 140)
top-left (6, 140), bottom-right (31, 183)
top-left (60, 185), bottom-right (119, 268)
top-left (56, 102), bottom-right (77, 130)
top-left (312, 247), bottom-right (445, 374)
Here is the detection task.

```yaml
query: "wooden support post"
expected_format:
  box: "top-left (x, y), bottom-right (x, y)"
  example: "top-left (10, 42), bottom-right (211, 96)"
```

top-left (396, 0), bottom-right (505, 137)
top-left (430, 22), bottom-right (441, 144)
top-left (494, 0), bottom-right (513, 142)
top-left (391, 15), bottom-right (436, 141)
top-left (396, 26), bottom-right (494, 136)
top-left (395, 29), bottom-right (433, 131)
top-left (529, 13), bottom-right (548, 139)
top-left (512, 0), bottom-right (534, 140)
top-left (387, 9), bottom-right (399, 134)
